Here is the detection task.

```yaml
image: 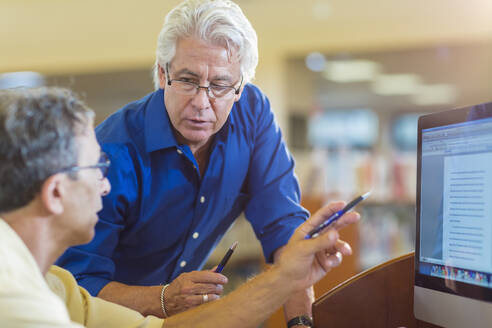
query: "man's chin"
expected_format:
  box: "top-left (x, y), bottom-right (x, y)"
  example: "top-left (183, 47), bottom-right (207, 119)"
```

top-left (181, 131), bottom-right (213, 145)
top-left (79, 228), bottom-right (96, 245)
top-left (80, 217), bottom-right (98, 244)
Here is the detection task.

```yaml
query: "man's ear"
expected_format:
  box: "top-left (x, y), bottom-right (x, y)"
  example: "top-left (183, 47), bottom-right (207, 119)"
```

top-left (158, 64), bottom-right (167, 90)
top-left (233, 85), bottom-right (244, 102)
top-left (40, 174), bottom-right (65, 215)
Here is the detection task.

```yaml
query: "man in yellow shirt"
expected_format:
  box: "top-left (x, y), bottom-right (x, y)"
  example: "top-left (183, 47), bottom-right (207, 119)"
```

top-left (0, 87), bottom-right (358, 327)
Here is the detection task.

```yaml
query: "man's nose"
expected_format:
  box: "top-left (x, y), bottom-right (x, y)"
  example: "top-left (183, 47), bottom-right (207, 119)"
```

top-left (100, 177), bottom-right (111, 196)
top-left (191, 87), bottom-right (211, 109)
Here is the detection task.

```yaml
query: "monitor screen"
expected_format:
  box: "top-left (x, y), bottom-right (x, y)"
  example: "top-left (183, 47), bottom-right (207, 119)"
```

top-left (415, 102), bottom-right (492, 328)
top-left (419, 116), bottom-right (492, 288)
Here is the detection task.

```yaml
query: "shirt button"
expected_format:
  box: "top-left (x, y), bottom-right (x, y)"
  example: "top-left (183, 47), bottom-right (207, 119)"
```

top-left (180, 260), bottom-right (187, 268)
top-left (192, 232), bottom-right (199, 239)
top-left (200, 196), bottom-right (205, 203)
top-left (176, 149), bottom-right (183, 154)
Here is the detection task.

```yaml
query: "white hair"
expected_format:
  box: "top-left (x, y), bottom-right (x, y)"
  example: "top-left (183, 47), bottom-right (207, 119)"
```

top-left (153, 0), bottom-right (258, 89)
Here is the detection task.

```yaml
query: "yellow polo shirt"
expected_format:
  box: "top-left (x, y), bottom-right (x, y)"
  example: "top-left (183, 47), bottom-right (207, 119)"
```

top-left (0, 218), bottom-right (163, 328)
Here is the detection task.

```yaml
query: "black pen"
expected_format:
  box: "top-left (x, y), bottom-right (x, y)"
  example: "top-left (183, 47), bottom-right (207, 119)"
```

top-left (305, 191), bottom-right (371, 239)
top-left (214, 241), bottom-right (238, 273)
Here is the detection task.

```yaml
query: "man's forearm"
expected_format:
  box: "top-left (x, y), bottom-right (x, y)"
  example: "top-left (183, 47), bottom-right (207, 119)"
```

top-left (274, 245), bottom-right (315, 325)
top-left (98, 281), bottom-right (163, 317)
top-left (283, 286), bottom-right (314, 317)
top-left (283, 286), bottom-right (314, 325)
top-left (98, 267), bottom-right (297, 328)
top-left (164, 265), bottom-right (295, 328)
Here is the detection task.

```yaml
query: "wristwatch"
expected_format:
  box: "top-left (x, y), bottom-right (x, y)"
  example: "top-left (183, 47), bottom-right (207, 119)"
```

top-left (287, 315), bottom-right (313, 327)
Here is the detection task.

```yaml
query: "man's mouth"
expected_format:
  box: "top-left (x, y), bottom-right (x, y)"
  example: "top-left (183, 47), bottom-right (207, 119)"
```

top-left (186, 118), bottom-right (212, 125)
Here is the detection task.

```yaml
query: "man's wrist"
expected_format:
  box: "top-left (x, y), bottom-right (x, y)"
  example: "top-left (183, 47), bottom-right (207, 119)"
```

top-left (268, 264), bottom-right (297, 292)
top-left (287, 315), bottom-right (313, 328)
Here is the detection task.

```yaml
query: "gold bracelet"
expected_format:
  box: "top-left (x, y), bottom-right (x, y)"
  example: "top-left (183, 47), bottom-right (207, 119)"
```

top-left (160, 284), bottom-right (170, 318)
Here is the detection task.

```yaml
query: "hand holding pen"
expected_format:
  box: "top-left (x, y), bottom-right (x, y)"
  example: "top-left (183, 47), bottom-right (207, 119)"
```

top-left (160, 246), bottom-right (236, 316)
top-left (273, 201), bottom-right (360, 293)
top-left (305, 192), bottom-right (370, 239)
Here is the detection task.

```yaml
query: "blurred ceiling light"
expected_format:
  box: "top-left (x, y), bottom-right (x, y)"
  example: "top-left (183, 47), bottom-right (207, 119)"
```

top-left (305, 52), bottom-right (326, 72)
top-left (323, 60), bottom-right (380, 83)
top-left (311, 1), bottom-right (332, 20)
top-left (0, 71), bottom-right (45, 89)
top-left (411, 84), bottom-right (457, 106)
top-left (371, 73), bottom-right (421, 95)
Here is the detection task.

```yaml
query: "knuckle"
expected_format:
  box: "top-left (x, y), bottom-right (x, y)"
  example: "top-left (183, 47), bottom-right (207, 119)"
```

top-left (181, 286), bottom-right (193, 294)
top-left (185, 298), bottom-right (196, 307)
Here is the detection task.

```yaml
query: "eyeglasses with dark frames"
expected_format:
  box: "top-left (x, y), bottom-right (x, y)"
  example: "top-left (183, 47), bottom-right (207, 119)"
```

top-left (58, 152), bottom-right (111, 180)
top-left (164, 63), bottom-right (243, 100)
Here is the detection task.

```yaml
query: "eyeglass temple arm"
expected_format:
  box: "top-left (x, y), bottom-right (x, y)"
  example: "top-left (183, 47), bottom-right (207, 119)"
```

top-left (164, 63), bottom-right (172, 86)
top-left (235, 75), bottom-right (244, 94)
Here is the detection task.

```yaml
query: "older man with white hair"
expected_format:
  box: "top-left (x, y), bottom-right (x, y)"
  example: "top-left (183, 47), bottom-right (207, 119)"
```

top-left (57, 1), bottom-right (349, 326)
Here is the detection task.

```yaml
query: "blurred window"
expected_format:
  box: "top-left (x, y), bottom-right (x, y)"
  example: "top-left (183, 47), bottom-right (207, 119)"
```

top-left (392, 113), bottom-right (423, 151)
top-left (307, 109), bottom-right (378, 148)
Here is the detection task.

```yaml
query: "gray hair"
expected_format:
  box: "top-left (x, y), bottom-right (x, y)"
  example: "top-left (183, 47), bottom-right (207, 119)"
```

top-left (153, 0), bottom-right (258, 89)
top-left (0, 87), bottom-right (94, 213)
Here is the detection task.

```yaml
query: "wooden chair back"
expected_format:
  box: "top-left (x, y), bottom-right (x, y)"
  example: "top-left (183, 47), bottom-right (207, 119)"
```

top-left (312, 252), bottom-right (440, 328)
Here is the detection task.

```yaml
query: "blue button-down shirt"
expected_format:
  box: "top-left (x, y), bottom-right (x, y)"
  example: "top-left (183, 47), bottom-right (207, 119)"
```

top-left (57, 84), bottom-right (309, 296)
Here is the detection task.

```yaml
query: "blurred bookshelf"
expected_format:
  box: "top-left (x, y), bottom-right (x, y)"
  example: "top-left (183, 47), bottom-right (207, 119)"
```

top-left (268, 42), bottom-right (490, 327)
top-left (283, 42), bottom-right (492, 273)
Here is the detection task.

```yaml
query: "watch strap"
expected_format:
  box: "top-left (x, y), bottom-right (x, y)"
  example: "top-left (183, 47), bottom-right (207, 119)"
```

top-left (287, 315), bottom-right (313, 327)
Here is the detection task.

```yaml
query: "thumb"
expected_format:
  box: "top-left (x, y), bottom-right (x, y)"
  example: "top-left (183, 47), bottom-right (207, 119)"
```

top-left (303, 229), bottom-right (339, 254)
top-left (295, 202), bottom-right (345, 238)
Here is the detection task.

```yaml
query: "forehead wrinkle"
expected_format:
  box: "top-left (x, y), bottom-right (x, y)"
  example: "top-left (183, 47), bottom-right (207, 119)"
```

top-left (174, 66), bottom-right (234, 83)
top-left (211, 74), bottom-right (234, 82)
top-left (173, 68), bottom-right (200, 78)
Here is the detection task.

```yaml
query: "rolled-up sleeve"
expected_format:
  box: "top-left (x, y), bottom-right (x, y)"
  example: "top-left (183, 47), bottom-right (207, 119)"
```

top-left (244, 91), bottom-right (309, 263)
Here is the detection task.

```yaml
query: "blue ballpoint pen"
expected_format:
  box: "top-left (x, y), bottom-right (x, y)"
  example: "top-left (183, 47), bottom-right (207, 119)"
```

top-left (214, 241), bottom-right (238, 273)
top-left (305, 191), bottom-right (371, 239)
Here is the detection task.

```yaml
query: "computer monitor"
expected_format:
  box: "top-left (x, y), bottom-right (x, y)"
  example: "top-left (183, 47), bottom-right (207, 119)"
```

top-left (415, 101), bottom-right (492, 328)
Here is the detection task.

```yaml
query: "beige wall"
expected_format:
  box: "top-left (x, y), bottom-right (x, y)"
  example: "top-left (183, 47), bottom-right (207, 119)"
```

top-left (2, 0), bottom-right (492, 131)
top-left (3, 0), bottom-right (492, 73)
